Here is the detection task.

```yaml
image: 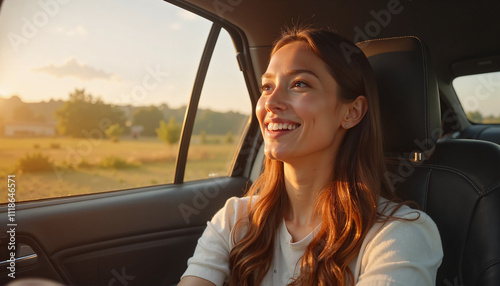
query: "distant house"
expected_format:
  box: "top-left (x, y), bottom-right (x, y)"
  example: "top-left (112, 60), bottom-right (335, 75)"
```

top-left (130, 125), bottom-right (144, 138)
top-left (4, 121), bottom-right (57, 137)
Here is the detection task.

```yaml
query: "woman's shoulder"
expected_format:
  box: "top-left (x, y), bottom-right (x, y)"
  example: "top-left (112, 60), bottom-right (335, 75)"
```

top-left (210, 196), bottom-right (256, 229)
top-left (367, 197), bottom-right (443, 253)
top-left (218, 195), bottom-right (254, 215)
top-left (377, 197), bottom-right (431, 221)
top-left (352, 198), bottom-right (443, 284)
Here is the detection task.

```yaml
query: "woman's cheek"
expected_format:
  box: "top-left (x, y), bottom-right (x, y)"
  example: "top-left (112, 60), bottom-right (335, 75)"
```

top-left (255, 98), bottom-right (267, 127)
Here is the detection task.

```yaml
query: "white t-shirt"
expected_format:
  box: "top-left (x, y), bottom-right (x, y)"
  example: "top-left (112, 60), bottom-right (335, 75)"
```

top-left (181, 196), bottom-right (443, 285)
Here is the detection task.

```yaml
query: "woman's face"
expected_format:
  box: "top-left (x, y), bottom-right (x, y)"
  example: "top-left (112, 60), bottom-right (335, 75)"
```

top-left (256, 41), bottom-right (350, 164)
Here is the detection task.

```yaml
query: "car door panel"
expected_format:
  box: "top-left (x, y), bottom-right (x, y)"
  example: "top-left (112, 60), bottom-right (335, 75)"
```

top-left (0, 176), bottom-right (248, 285)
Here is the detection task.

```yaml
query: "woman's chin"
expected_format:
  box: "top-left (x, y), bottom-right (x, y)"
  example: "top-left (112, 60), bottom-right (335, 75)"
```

top-left (264, 148), bottom-right (291, 162)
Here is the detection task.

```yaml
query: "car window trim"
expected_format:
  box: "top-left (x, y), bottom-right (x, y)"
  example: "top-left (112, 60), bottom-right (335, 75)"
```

top-left (174, 23), bottom-right (222, 183)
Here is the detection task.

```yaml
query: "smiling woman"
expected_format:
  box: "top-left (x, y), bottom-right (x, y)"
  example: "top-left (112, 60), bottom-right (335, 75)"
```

top-left (179, 27), bottom-right (443, 286)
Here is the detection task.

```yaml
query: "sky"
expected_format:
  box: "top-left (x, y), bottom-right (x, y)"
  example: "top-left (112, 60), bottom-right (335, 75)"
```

top-left (0, 0), bottom-right (251, 114)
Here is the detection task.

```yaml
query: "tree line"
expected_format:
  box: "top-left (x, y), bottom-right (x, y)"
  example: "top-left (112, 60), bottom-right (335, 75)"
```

top-left (53, 89), bottom-right (248, 143)
top-left (466, 110), bottom-right (500, 124)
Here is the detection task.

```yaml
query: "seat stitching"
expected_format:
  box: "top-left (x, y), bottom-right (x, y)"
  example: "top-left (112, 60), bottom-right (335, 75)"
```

top-left (356, 35), bottom-right (419, 45)
top-left (423, 169), bottom-right (431, 210)
top-left (419, 38), bottom-right (431, 151)
top-left (484, 180), bottom-right (500, 195)
top-left (413, 164), bottom-right (486, 196)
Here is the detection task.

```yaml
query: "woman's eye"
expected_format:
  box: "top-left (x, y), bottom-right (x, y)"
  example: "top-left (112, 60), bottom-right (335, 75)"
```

top-left (292, 81), bottom-right (309, 88)
top-left (261, 84), bottom-right (273, 93)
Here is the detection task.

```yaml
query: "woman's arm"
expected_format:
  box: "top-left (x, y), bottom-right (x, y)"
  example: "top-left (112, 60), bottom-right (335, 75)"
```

top-left (179, 196), bottom-right (251, 285)
top-left (178, 276), bottom-right (216, 286)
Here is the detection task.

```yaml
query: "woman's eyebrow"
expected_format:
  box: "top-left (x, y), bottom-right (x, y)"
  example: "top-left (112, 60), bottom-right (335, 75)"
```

top-left (261, 69), bottom-right (319, 81)
top-left (285, 69), bottom-right (320, 79)
top-left (261, 72), bottom-right (273, 81)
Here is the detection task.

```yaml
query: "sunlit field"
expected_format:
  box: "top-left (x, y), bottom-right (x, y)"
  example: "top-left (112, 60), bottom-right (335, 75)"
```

top-left (1, 135), bottom-right (239, 203)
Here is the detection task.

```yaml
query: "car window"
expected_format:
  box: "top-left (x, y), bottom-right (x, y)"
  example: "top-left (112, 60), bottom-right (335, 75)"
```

top-left (0, 0), bottom-right (250, 202)
top-left (186, 29), bottom-right (251, 181)
top-left (453, 71), bottom-right (500, 124)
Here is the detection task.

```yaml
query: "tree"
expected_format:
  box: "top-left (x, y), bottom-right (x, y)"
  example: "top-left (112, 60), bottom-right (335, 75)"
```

top-left (132, 106), bottom-right (164, 136)
top-left (105, 123), bottom-right (124, 142)
top-left (156, 117), bottom-right (182, 145)
top-left (55, 89), bottom-right (125, 138)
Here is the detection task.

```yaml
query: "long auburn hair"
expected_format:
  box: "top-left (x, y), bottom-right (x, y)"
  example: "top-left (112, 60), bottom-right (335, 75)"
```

top-left (229, 27), bottom-right (396, 286)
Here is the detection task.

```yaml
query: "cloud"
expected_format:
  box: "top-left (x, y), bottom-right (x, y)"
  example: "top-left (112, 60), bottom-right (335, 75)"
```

top-left (33, 58), bottom-right (118, 81)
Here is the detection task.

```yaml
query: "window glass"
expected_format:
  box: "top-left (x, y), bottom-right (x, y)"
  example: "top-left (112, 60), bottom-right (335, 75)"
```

top-left (0, 0), bottom-right (214, 202)
top-left (453, 71), bottom-right (500, 123)
top-left (185, 28), bottom-right (251, 181)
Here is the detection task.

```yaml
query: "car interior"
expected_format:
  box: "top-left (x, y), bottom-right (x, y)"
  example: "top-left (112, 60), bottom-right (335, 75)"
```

top-left (0, 0), bottom-right (499, 285)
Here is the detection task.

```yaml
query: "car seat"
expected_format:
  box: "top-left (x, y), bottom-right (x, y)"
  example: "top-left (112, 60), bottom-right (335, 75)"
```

top-left (357, 36), bottom-right (500, 286)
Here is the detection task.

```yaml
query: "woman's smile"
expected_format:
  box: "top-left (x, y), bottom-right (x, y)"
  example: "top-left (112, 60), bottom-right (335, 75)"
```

top-left (264, 118), bottom-right (301, 139)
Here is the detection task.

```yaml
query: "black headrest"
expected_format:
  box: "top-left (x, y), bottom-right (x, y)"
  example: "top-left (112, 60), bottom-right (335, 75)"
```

top-left (356, 36), bottom-right (441, 157)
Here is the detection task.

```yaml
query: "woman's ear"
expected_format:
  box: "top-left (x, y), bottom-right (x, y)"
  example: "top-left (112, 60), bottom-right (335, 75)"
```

top-left (343, 95), bottom-right (367, 129)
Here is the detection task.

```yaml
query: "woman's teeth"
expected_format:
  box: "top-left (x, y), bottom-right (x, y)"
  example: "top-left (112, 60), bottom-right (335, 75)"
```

top-left (267, 123), bottom-right (299, 131)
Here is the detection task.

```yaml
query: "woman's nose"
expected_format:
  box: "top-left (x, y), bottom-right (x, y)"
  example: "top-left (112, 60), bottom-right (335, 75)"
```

top-left (265, 86), bottom-right (287, 113)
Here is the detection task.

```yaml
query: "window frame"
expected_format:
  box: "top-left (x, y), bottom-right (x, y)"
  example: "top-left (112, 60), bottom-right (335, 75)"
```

top-left (174, 23), bottom-right (221, 183)
top-left (167, 0), bottom-right (262, 184)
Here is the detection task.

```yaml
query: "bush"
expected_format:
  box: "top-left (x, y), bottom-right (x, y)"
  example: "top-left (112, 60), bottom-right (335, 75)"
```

top-left (105, 123), bottom-right (124, 142)
top-left (99, 156), bottom-right (139, 169)
top-left (224, 131), bottom-right (233, 144)
top-left (16, 152), bottom-right (53, 173)
top-left (156, 117), bottom-right (181, 145)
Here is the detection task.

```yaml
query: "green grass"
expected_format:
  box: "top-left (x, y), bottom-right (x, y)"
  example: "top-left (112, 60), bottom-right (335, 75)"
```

top-left (0, 135), bottom-right (240, 203)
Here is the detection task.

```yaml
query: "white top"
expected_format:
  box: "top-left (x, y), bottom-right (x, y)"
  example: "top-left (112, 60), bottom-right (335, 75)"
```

top-left (181, 196), bottom-right (443, 285)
